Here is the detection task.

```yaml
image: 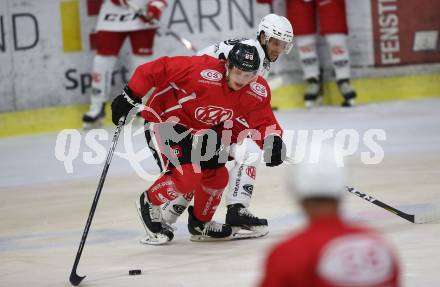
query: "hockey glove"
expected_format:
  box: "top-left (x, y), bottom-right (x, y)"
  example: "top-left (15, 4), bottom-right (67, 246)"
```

top-left (111, 86), bottom-right (141, 125)
top-left (263, 135), bottom-right (286, 167)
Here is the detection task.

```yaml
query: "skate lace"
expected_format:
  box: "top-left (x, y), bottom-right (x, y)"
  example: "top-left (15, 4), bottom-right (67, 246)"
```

top-left (239, 207), bottom-right (257, 219)
top-left (202, 221), bottom-right (223, 235)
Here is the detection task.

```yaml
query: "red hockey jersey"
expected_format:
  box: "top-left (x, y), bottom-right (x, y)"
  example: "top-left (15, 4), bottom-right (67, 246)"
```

top-left (259, 216), bottom-right (400, 287)
top-left (128, 55), bottom-right (282, 145)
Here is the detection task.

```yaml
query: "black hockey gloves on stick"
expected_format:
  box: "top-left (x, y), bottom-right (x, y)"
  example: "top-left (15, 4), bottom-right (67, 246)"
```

top-left (111, 86), bottom-right (141, 125)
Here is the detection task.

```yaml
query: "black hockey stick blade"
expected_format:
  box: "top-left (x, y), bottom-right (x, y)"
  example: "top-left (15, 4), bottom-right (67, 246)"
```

top-left (69, 270), bottom-right (85, 286)
top-left (345, 186), bottom-right (440, 224)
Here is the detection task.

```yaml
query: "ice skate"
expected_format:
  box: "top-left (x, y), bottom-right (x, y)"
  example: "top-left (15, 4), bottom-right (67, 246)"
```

top-left (338, 79), bottom-right (357, 107)
top-left (187, 206), bottom-right (233, 242)
top-left (82, 102), bottom-right (106, 130)
top-left (226, 204), bottom-right (269, 240)
top-left (304, 78), bottom-right (323, 109)
top-left (136, 192), bottom-right (174, 245)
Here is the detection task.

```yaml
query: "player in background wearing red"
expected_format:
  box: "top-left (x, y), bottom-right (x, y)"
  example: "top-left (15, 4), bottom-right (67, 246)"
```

top-left (258, 0), bottom-right (357, 108)
top-left (83, 0), bottom-right (167, 129)
top-left (259, 144), bottom-right (400, 287)
top-left (111, 43), bottom-right (286, 244)
top-left (160, 14), bottom-right (294, 240)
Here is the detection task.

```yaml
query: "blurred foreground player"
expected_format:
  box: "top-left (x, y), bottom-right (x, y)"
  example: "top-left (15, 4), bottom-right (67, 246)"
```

top-left (83, 0), bottom-right (167, 129)
top-left (259, 145), bottom-right (400, 287)
top-left (258, 0), bottom-right (357, 107)
top-left (111, 44), bottom-right (286, 244)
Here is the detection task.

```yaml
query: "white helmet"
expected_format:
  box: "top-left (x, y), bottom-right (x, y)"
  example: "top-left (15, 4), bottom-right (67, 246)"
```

top-left (286, 143), bottom-right (346, 200)
top-left (258, 14), bottom-right (294, 54)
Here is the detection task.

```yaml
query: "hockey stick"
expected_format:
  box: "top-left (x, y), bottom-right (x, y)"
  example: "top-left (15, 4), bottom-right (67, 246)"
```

top-left (162, 28), bottom-right (198, 52)
top-left (283, 157), bottom-right (439, 224)
top-left (127, 2), bottom-right (198, 53)
top-left (69, 118), bottom-right (125, 286)
top-left (345, 186), bottom-right (440, 224)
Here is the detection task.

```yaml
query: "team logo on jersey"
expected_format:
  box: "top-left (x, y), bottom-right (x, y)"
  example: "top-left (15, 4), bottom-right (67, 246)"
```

top-left (250, 82), bottom-right (267, 98)
top-left (246, 166), bottom-right (256, 179)
top-left (318, 235), bottom-right (394, 285)
top-left (172, 204), bottom-right (186, 215)
top-left (243, 184), bottom-right (254, 195)
top-left (200, 69), bottom-right (223, 82)
top-left (195, 106), bottom-right (233, 125)
top-left (183, 192), bottom-right (194, 201)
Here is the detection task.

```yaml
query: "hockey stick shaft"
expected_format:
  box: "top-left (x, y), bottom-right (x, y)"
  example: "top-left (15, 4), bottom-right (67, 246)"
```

top-left (163, 28), bottom-right (198, 52)
top-left (69, 118), bottom-right (125, 286)
top-left (283, 156), bottom-right (416, 223)
top-left (344, 186), bottom-right (415, 223)
top-left (284, 157), bottom-right (440, 224)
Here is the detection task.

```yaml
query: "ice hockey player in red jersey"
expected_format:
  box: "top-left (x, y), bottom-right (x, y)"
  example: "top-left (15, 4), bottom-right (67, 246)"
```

top-left (83, 0), bottom-right (167, 129)
top-left (258, 0), bottom-right (357, 108)
top-left (111, 43), bottom-right (286, 243)
top-left (159, 13), bottom-right (294, 240)
top-left (259, 144), bottom-right (400, 287)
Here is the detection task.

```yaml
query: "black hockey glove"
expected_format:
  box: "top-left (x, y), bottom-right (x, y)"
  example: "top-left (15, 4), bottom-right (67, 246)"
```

top-left (111, 86), bottom-right (141, 125)
top-left (263, 135), bottom-right (286, 167)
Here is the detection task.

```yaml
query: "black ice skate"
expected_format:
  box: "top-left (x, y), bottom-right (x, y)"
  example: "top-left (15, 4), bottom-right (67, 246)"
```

top-left (187, 206), bottom-right (232, 242)
top-left (304, 77), bottom-right (323, 109)
top-left (338, 79), bottom-right (357, 107)
top-left (136, 192), bottom-right (174, 245)
top-left (82, 102), bottom-right (106, 129)
top-left (226, 204), bottom-right (269, 240)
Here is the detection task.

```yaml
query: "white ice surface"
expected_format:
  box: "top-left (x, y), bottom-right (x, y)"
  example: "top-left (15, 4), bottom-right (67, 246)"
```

top-left (1, 99), bottom-right (440, 286)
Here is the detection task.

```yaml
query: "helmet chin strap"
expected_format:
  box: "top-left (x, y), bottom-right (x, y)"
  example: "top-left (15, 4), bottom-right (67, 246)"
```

top-left (258, 33), bottom-right (272, 63)
top-left (225, 62), bottom-right (233, 90)
top-left (225, 62), bottom-right (230, 78)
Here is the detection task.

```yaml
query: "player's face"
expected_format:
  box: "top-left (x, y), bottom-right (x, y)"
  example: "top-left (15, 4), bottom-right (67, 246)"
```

top-left (266, 38), bottom-right (289, 62)
top-left (227, 66), bottom-right (258, 91)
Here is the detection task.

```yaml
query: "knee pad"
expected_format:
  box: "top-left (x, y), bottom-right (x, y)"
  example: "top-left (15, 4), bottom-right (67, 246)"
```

top-left (91, 55), bottom-right (117, 101)
top-left (325, 33), bottom-right (351, 80)
top-left (296, 35), bottom-right (320, 80)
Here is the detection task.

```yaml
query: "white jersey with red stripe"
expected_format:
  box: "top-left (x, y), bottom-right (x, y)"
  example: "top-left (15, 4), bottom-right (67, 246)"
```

top-left (198, 38), bottom-right (271, 79)
top-left (96, 0), bottom-right (166, 32)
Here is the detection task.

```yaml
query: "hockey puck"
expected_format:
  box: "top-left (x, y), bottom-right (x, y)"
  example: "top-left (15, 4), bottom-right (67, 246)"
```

top-left (129, 269), bottom-right (142, 275)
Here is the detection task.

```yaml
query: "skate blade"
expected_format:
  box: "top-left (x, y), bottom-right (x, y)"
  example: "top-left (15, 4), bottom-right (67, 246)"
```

top-left (135, 201), bottom-right (172, 245)
top-left (305, 96), bottom-right (323, 109)
top-left (231, 226), bottom-right (269, 240)
top-left (82, 120), bottom-right (104, 130)
top-left (189, 235), bottom-right (233, 242)
top-left (140, 235), bottom-right (170, 245)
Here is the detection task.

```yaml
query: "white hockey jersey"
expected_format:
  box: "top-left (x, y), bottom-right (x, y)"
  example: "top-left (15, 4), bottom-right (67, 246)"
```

top-left (197, 38), bottom-right (271, 79)
top-left (96, 0), bottom-right (163, 32)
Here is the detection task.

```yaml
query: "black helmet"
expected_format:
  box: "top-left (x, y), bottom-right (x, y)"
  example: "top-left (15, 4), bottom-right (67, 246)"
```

top-left (227, 43), bottom-right (260, 72)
